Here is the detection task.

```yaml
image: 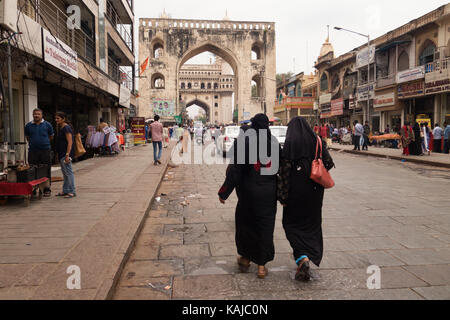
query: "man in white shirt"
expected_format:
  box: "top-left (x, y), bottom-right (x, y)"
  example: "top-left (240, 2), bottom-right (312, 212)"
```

top-left (353, 120), bottom-right (364, 151)
top-left (432, 124), bottom-right (444, 153)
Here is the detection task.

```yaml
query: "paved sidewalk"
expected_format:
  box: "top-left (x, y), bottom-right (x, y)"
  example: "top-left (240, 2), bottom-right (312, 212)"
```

top-left (0, 143), bottom-right (174, 300)
top-left (330, 143), bottom-right (450, 168)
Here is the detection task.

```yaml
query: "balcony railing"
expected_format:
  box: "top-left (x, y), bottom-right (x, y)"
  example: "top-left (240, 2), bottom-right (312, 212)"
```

top-left (425, 57), bottom-right (450, 73)
top-left (106, 1), bottom-right (133, 51)
top-left (108, 57), bottom-right (133, 90)
top-left (21, 0), bottom-right (95, 65)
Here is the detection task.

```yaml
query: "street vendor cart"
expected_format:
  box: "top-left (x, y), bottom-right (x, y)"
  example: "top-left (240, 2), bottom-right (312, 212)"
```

top-left (0, 176), bottom-right (50, 206)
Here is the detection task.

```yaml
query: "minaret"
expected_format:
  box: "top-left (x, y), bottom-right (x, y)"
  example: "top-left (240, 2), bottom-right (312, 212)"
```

top-left (223, 10), bottom-right (230, 21)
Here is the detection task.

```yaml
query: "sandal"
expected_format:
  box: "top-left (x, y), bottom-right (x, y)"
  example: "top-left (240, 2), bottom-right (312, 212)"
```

top-left (64, 194), bottom-right (77, 198)
top-left (295, 258), bottom-right (311, 282)
top-left (237, 257), bottom-right (251, 273)
top-left (257, 266), bottom-right (268, 279)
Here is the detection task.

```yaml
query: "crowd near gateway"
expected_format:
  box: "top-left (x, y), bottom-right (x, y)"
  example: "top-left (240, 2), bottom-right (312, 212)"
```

top-left (0, 0), bottom-right (449, 305)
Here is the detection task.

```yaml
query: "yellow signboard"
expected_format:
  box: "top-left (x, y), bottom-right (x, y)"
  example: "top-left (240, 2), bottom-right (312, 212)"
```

top-left (416, 118), bottom-right (431, 128)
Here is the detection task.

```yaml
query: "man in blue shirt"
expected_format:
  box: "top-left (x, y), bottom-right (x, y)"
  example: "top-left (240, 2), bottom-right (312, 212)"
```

top-left (25, 108), bottom-right (54, 196)
top-left (444, 122), bottom-right (450, 154)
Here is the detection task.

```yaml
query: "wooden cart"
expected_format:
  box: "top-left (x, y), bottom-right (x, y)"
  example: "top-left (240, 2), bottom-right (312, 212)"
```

top-left (0, 178), bottom-right (50, 207)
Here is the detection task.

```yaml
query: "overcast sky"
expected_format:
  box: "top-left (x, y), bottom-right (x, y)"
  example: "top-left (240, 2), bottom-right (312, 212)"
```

top-left (135, 0), bottom-right (448, 74)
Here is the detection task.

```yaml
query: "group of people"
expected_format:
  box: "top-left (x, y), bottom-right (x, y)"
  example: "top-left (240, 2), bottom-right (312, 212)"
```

top-left (218, 114), bottom-right (335, 281)
top-left (24, 108), bottom-right (76, 198)
top-left (400, 122), bottom-right (450, 156)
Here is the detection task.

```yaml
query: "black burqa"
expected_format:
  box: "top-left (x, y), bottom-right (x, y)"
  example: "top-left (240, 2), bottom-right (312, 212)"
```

top-left (409, 123), bottom-right (423, 156)
top-left (278, 117), bottom-right (334, 267)
top-left (218, 114), bottom-right (279, 266)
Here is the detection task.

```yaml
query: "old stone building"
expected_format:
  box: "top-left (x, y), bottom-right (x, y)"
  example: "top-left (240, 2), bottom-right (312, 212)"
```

top-left (315, 4), bottom-right (450, 132)
top-left (138, 16), bottom-right (276, 123)
top-left (178, 57), bottom-right (235, 124)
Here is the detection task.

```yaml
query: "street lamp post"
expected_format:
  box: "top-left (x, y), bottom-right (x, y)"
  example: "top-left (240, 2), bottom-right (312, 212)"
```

top-left (334, 27), bottom-right (371, 125)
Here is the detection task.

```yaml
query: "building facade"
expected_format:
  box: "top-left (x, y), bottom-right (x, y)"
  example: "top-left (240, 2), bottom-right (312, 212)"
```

top-left (275, 72), bottom-right (318, 125)
top-left (138, 16), bottom-right (276, 124)
top-left (315, 4), bottom-right (450, 132)
top-left (0, 0), bottom-right (136, 157)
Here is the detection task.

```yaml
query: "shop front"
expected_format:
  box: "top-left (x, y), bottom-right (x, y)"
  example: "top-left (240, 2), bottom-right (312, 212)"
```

top-left (374, 87), bottom-right (401, 133)
top-left (424, 70), bottom-right (450, 125)
top-left (397, 79), bottom-right (432, 126)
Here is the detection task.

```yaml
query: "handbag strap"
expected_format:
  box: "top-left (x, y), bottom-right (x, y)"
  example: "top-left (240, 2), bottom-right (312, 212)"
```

top-left (315, 137), bottom-right (323, 160)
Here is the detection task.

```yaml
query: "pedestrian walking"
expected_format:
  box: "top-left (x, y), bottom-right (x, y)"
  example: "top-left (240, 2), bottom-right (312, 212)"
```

top-left (163, 126), bottom-right (169, 148)
top-left (363, 121), bottom-right (370, 151)
top-left (421, 123), bottom-right (431, 156)
top-left (400, 122), bottom-right (413, 156)
top-left (278, 117), bottom-right (335, 281)
top-left (218, 114), bottom-right (279, 279)
top-left (409, 122), bottom-right (423, 156)
top-left (353, 120), bottom-right (364, 151)
top-left (54, 112), bottom-right (76, 198)
top-left (443, 122), bottom-right (450, 154)
top-left (432, 124), bottom-right (444, 153)
top-left (150, 115), bottom-right (164, 165)
top-left (25, 108), bottom-right (54, 197)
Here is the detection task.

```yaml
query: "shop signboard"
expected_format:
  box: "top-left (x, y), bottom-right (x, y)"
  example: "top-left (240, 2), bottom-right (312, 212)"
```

top-left (320, 111), bottom-right (332, 119)
top-left (285, 97), bottom-right (315, 109)
top-left (374, 92), bottom-right (395, 108)
top-left (42, 29), bottom-right (78, 79)
top-left (416, 117), bottom-right (431, 128)
top-left (398, 80), bottom-right (424, 99)
top-left (424, 73), bottom-right (450, 95)
top-left (356, 46), bottom-right (375, 68)
top-left (319, 93), bottom-right (332, 105)
top-left (131, 117), bottom-right (146, 145)
top-left (129, 106), bottom-right (136, 117)
top-left (152, 100), bottom-right (176, 117)
top-left (356, 84), bottom-right (375, 101)
top-left (119, 85), bottom-right (131, 109)
top-left (397, 66), bottom-right (425, 84)
top-left (348, 97), bottom-right (356, 110)
top-left (331, 98), bottom-right (344, 116)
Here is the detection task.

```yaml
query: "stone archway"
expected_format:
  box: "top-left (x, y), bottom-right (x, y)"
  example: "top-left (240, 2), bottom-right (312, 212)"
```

top-left (185, 99), bottom-right (211, 122)
top-left (138, 17), bottom-right (276, 122)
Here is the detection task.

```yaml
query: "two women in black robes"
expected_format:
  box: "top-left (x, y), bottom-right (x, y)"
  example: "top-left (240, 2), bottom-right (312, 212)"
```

top-left (278, 117), bottom-right (335, 281)
top-left (218, 114), bottom-right (280, 279)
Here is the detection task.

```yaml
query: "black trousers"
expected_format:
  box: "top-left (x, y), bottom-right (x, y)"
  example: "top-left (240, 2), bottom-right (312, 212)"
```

top-left (444, 139), bottom-right (449, 154)
top-left (353, 135), bottom-right (361, 151)
top-left (434, 139), bottom-right (442, 153)
top-left (28, 150), bottom-right (52, 190)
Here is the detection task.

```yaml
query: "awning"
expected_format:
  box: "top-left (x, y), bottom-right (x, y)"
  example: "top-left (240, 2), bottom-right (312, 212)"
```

top-left (376, 40), bottom-right (411, 52)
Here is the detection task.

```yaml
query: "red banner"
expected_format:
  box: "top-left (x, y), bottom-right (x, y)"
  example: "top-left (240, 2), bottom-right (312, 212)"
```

top-left (331, 98), bottom-right (344, 116)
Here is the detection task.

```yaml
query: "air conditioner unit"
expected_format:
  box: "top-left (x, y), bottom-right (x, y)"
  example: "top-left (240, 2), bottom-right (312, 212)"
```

top-left (0, 0), bottom-right (18, 33)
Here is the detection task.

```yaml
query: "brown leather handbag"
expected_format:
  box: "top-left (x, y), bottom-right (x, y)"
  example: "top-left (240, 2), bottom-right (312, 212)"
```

top-left (310, 138), bottom-right (335, 189)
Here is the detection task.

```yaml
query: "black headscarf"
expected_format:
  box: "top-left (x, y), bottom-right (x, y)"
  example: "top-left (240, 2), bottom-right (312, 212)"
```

top-left (251, 114), bottom-right (273, 160)
top-left (283, 116), bottom-right (317, 161)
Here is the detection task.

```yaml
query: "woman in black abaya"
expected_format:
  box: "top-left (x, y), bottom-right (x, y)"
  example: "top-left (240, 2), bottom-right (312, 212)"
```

top-left (409, 122), bottom-right (424, 156)
top-left (218, 114), bottom-right (279, 279)
top-left (278, 117), bottom-right (335, 281)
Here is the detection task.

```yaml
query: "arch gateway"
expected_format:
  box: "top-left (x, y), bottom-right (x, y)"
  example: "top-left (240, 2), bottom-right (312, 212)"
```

top-left (138, 17), bottom-right (276, 124)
